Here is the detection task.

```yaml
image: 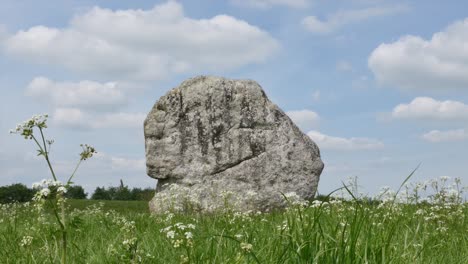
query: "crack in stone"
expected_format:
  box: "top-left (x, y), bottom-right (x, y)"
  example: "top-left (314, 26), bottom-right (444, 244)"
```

top-left (211, 151), bottom-right (265, 175)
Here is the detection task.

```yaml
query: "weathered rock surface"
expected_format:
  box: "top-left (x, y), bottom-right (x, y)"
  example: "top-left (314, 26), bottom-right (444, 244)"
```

top-left (144, 76), bottom-right (324, 213)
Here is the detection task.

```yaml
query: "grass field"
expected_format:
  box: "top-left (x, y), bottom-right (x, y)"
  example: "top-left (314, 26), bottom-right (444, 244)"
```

top-left (1, 179), bottom-right (467, 264)
top-left (66, 199), bottom-right (150, 214)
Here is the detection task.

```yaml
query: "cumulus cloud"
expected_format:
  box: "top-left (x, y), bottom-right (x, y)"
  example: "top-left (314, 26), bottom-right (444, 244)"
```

top-left (311, 90), bottom-right (320, 101)
top-left (93, 112), bottom-right (147, 129)
top-left (231, 0), bottom-right (309, 9)
top-left (26, 77), bottom-right (126, 111)
top-left (0, 24), bottom-right (7, 43)
top-left (93, 152), bottom-right (145, 172)
top-left (307, 130), bottom-right (384, 150)
top-left (422, 129), bottom-right (468, 143)
top-left (336, 60), bottom-right (353, 72)
top-left (391, 97), bottom-right (468, 120)
top-left (302, 5), bottom-right (408, 34)
top-left (369, 18), bottom-right (468, 91)
top-left (3, 1), bottom-right (279, 80)
top-left (52, 108), bottom-right (145, 129)
top-left (111, 157), bottom-right (145, 171)
top-left (286, 110), bottom-right (319, 131)
top-left (52, 108), bottom-right (88, 128)
top-left (351, 75), bottom-right (370, 90)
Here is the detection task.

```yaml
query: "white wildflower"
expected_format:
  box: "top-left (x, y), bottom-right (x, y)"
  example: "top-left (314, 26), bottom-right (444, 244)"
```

top-left (240, 242), bottom-right (253, 253)
top-left (284, 192), bottom-right (299, 199)
top-left (166, 230), bottom-right (175, 239)
top-left (440, 176), bottom-right (450, 181)
top-left (40, 188), bottom-right (50, 197)
top-left (19, 236), bottom-right (33, 247)
top-left (50, 180), bottom-right (62, 187)
top-left (415, 209), bottom-right (425, 216)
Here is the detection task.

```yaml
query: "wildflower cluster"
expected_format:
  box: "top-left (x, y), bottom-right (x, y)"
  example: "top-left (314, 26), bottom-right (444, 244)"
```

top-left (32, 179), bottom-right (68, 210)
top-left (160, 222), bottom-right (196, 249)
top-left (79, 144), bottom-right (97, 161)
top-left (19, 235), bottom-right (34, 247)
top-left (9, 114), bottom-right (48, 139)
top-left (106, 211), bottom-right (154, 262)
top-left (240, 242), bottom-right (253, 253)
top-left (283, 192), bottom-right (308, 207)
top-left (9, 114), bottom-right (96, 264)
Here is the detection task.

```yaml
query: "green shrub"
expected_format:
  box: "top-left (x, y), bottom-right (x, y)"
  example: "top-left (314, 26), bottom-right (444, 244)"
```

top-left (64, 185), bottom-right (87, 199)
top-left (90, 185), bottom-right (155, 201)
top-left (0, 183), bottom-right (34, 203)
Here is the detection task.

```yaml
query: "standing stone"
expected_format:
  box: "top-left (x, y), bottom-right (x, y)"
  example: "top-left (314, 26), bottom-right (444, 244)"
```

top-left (144, 76), bottom-right (324, 213)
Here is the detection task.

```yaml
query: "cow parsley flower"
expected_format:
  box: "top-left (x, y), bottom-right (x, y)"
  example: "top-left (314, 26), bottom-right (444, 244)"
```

top-left (166, 230), bottom-right (175, 239)
top-left (80, 144), bottom-right (97, 160)
top-left (440, 176), bottom-right (450, 181)
top-left (57, 186), bottom-right (67, 193)
top-left (240, 242), bottom-right (253, 253)
top-left (40, 188), bottom-right (51, 197)
top-left (32, 182), bottom-right (42, 189)
top-left (9, 114), bottom-right (48, 139)
top-left (184, 232), bottom-right (193, 239)
top-left (19, 236), bottom-right (33, 247)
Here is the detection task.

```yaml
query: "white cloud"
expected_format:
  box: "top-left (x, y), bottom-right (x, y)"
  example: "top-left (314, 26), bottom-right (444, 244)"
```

top-left (311, 90), bottom-right (320, 101)
top-left (111, 157), bottom-right (145, 171)
top-left (0, 24), bottom-right (7, 43)
top-left (422, 129), bottom-right (468, 143)
top-left (52, 108), bottom-right (145, 129)
top-left (351, 75), bottom-right (371, 90)
top-left (91, 152), bottom-right (145, 172)
top-left (391, 97), bottom-right (468, 121)
top-left (336, 60), bottom-right (353, 72)
top-left (26, 77), bottom-right (126, 111)
top-left (93, 112), bottom-right (146, 129)
top-left (302, 5), bottom-right (408, 34)
top-left (307, 130), bottom-right (384, 150)
top-left (231, 0), bottom-right (309, 9)
top-left (286, 110), bottom-right (319, 132)
top-left (369, 18), bottom-right (468, 91)
top-left (3, 1), bottom-right (279, 80)
top-left (53, 108), bottom-right (88, 128)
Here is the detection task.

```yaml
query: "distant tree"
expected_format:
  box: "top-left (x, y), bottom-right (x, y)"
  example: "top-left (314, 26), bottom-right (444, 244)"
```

top-left (111, 180), bottom-right (133, 200)
top-left (65, 185), bottom-right (87, 199)
top-left (131, 187), bottom-right (155, 201)
top-left (89, 181), bottom-right (155, 201)
top-left (0, 183), bottom-right (35, 203)
top-left (113, 185), bottom-right (133, 201)
top-left (91, 187), bottom-right (111, 200)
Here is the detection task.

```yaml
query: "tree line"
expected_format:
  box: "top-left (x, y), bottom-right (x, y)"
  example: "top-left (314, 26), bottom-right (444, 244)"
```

top-left (0, 181), bottom-right (155, 203)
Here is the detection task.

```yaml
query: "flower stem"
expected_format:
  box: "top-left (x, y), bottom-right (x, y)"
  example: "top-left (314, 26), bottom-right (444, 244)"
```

top-left (32, 133), bottom-right (58, 182)
top-left (61, 198), bottom-right (67, 264)
top-left (67, 159), bottom-right (83, 185)
top-left (40, 128), bottom-right (58, 182)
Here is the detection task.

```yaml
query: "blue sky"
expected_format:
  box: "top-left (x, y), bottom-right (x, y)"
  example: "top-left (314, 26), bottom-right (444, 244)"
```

top-left (1, 0), bottom-right (467, 196)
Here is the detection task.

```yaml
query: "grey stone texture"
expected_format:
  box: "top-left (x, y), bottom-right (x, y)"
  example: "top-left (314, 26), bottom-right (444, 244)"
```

top-left (144, 76), bottom-right (324, 213)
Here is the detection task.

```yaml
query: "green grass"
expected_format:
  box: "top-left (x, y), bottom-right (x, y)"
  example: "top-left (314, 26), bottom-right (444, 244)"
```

top-left (67, 199), bottom-right (149, 214)
top-left (1, 198), bottom-right (467, 263)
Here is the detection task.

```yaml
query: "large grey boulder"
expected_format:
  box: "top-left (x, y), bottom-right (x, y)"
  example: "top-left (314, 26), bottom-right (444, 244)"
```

top-left (144, 76), bottom-right (324, 213)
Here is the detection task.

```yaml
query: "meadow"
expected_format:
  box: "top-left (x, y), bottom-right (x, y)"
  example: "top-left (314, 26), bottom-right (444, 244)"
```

top-left (4, 115), bottom-right (467, 263)
top-left (1, 177), bottom-right (467, 264)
